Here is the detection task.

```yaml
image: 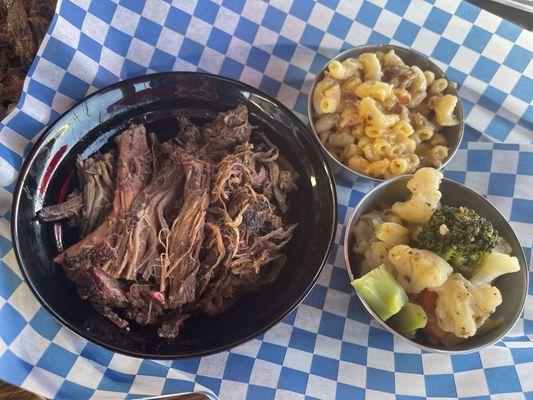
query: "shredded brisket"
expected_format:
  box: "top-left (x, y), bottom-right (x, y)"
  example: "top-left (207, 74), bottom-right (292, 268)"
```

top-left (39, 105), bottom-right (298, 338)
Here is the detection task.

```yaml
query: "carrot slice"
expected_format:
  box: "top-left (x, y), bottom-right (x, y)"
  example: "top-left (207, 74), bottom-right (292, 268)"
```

top-left (417, 290), bottom-right (438, 314)
top-left (424, 321), bottom-right (447, 342)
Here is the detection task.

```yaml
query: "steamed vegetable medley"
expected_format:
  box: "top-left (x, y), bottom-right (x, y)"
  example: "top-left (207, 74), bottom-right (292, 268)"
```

top-left (351, 168), bottom-right (520, 345)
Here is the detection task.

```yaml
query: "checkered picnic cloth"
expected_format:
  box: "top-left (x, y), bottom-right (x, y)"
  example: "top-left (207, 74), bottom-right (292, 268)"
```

top-left (0, 0), bottom-right (531, 398)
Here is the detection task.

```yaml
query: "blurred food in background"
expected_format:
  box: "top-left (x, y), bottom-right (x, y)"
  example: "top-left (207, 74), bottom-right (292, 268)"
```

top-left (0, 0), bottom-right (55, 119)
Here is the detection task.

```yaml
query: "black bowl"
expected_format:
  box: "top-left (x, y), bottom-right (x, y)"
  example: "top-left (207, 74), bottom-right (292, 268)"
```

top-left (12, 72), bottom-right (337, 359)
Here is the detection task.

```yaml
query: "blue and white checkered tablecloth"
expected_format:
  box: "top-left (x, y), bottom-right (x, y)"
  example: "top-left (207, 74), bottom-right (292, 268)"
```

top-left (0, 0), bottom-right (532, 399)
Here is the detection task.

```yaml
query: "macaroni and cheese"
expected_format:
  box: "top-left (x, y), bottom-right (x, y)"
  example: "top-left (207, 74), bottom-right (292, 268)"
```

top-left (312, 50), bottom-right (460, 179)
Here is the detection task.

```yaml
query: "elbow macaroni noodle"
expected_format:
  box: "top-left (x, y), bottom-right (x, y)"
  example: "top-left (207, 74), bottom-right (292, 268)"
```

top-left (312, 50), bottom-right (460, 178)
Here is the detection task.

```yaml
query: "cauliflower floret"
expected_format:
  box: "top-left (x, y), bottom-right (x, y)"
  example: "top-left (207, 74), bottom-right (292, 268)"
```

top-left (470, 251), bottom-right (520, 285)
top-left (388, 244), bottom-right (453, 293)
top-left (361, 240), bottom-right (392, 275)
top-left (352, 210), bottom-right (384, 254)
top-left (392, 168), bottom-right (443, 223)
top-left (376, 222), bottom-right (410, 246)
top-left (433, 273), bottom-right (502, 338)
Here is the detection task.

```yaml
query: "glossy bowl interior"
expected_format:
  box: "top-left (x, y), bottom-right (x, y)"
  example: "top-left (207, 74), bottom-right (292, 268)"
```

top-left (308, 44), bottom-right (465, 184)
top-left (12, 72), bottom-right (337, 359)
top-left (344, 176), bottom-right (528, 353)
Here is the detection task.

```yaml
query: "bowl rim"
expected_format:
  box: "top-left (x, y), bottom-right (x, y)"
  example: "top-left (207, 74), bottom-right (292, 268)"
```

top-left (343, 174), bottom-right (529, 354)
top-left (307, 43), bottom-right (465, 183)
top-left (11, 71), bottom-right (339, 359)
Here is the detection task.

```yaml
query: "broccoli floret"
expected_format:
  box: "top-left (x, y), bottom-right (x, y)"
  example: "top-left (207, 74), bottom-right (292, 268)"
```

top-left (415, 206), bottom-right (500, 273)
top-left (352, 264), bottom-right (408, 321)
top-left (388, 302), bottom-right (427, 338)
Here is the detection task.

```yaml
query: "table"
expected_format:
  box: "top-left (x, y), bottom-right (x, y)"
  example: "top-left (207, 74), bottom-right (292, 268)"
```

top-left (0, 0), bottom-right (532, 399)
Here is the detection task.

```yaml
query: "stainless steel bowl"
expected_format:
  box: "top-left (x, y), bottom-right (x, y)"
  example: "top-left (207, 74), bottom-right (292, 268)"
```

top-left (344, 175), bottom-right (528, 353)
top-left (308, 44), bottom-right (465, 184)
